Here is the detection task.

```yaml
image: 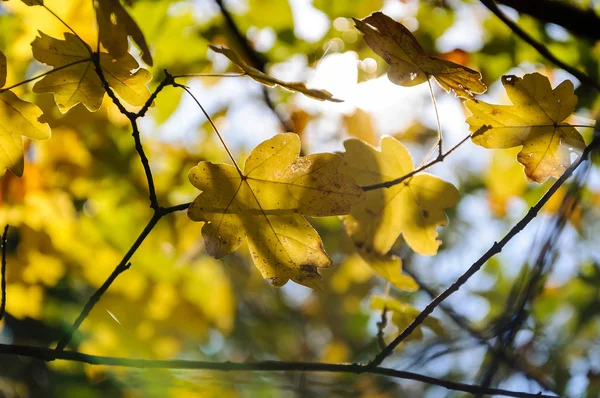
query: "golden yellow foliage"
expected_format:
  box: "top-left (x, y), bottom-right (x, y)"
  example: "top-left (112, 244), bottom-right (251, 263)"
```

top-left (341, 136), bottom-right (459, 256)
top-left (0, 50), bottom-right (51, 177)
top-left (467, 73), bottom-right (585, 183)
top-left (31, 31), bottom-right (151, 112)
top-left (187, 133), bottom-right (364, 288)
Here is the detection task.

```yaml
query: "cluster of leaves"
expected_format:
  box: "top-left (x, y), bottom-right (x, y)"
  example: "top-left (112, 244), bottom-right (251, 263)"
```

top-left (0, 0), bottom-right (598, 396)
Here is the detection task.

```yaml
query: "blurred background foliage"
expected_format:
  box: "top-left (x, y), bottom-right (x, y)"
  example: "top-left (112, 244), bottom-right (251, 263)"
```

top-left (0, 0), bottom-right (599, 396)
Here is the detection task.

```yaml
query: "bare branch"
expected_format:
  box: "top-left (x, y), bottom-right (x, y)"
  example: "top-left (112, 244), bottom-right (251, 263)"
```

top-left (479, 0), bottom-right (600, 92)
top-left (0, 343), bottom-right (556, 398)
top-left (368, 137), bottom-right (599, 367)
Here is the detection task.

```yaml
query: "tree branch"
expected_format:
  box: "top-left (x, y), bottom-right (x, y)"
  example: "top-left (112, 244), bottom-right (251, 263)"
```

top-left (0, 343), bottom-right (556, 398)
top-left (0, 225), bottom-right (8, 322)
top-left (495, 0), bottom-right (600, 42)
top-left (479, 0), bottom-right (600, 92)
top-left (368, 136), bottom-right (599, 367)
top-left (214, 0), bottom-right (294, 132)
top-left (406, 268), bottom-right (556, 393)
top-left (55, 214), bottom-right (161, 351)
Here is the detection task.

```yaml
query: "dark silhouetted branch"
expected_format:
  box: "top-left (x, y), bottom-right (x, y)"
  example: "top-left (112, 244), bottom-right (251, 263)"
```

top-left (0, 343), bottom-right (556, 398)
top-left (479, 0), bottom-right (600, 92)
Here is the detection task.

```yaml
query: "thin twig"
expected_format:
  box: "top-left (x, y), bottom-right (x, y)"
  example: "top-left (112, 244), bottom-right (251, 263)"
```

top-left (362, 132), bottom-right (474, 191)
top-left (161, 202), bottom-right (192, 215)
top-left (55, 215), bottom-right (161, 351)
top-left (175, 84), bottom-right (243, 174)
top-left (479, 0), bottom-right (600, 92)
top-left (405, 268), bottom-right (556, 393)
top-left (0, 343), bottom-right (556, 398)
top-left (40, 2), bottom-right (92, 56)
top-left (368, 137), bottom-right (599, 367)
top-left (0, 225), bottom-right (8, 321)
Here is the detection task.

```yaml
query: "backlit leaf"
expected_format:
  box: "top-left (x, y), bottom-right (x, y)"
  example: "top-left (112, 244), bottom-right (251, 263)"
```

top-left (353, 12), bottom-right (486, 98)
top-left (466, 73), bottom-right (585, 183)
top-left (341, 136), bottom-right (459, 256)
top-left (31, 31), bottom-right (151, 113)
top-left (94, 0), bottom-right (153, 66)
top-left (209, 45), bottom-right (343, 103)
top-left (187, 133), bottom-right (364, 288)
top-left (0, 50), bottom-right (51, 177)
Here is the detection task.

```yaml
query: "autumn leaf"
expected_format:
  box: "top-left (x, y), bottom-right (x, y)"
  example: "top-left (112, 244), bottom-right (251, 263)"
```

top-left (371, 296), bottom-right (444, 341)
top-left (20, 0), bottom-right (43, 5)
top-left (187, 133), bottom-right (364, 288)
top-left (466, 73), bottom-right (585, 183)
top-left (353, 12), bottom-right (486, 98)
top-left (0, 50), bottom-right (51, 177)
top-left (31, 31), bottom-right (152, 113)
top-left (94, 0), bottom-right (153, 66)
top-left (357, 248), bottom-right (418, 292)
top-left (208, 45), bottom-right (343, 103)
top-left (341, 136), bottom-right (459, 256)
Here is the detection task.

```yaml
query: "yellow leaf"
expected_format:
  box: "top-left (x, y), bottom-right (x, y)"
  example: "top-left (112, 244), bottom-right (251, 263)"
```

top-left (209, 45), bottom-right (343, 103)
top-left (466, 73), bottom-right (585, 183)
top-left (187, 133), bottom-right (364, 288)
top-left (341, 136), bottom-right (459, 256)
top-left (358, 248), bottom-right (419, 292)
top-left (485, 148), bottom-right (528, 217)
top-left (353, 12), bottom-right (486, 98)
top-left (0, 50), bottom-right (51, 177)
top-left (31, 31), bottom-right (152, 113)
top-left (343, 108), bottom-right (378, 145)
top-left (371, 295), bottom-right (444, 341)
top-left (94, 0), bottom-right (153, 66)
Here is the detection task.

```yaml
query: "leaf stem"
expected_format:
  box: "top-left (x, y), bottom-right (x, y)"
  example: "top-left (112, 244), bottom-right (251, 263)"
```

top-left (427, 77), bottom-right (443, 158)
top-left (41, 3), bottom-right (92, 56)
top-left (175, 83), bottom-right (243, 175)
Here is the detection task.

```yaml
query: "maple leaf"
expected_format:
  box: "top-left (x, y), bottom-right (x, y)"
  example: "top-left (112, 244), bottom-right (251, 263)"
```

top-left (187, 133), bottom-right (364, 288)
top-left (466, 73), bottom-right (585, 183)
top-left (209, 45), bottom-right (343, 103)
top-left (0, 50), bottom-right (51, 177)
top-left (341, 136), bottom-right (459, 256)
top-left (353, 12), bottom-right (486, 98)
top-left (371, 296), bottom-right (444, 341)
top-left (31, 31), bottom-right (152, 113)
top-left (94, 0), bottom-right (153, 66)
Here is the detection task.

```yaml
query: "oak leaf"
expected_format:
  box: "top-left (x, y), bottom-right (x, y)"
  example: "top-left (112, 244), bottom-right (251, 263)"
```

top-left (31, 31), bottom-right (151, 113)
top-left (466, 73), bottom-right (585, 183)
top-left (94, 0), bottom-right (153, 66)
top-left (341, 136), bottom-right (459, 256)
top-left (353, 12), bottom-right (486, 98)
top-left (209, 45), bottom-right (343, 103)
top-left (0, 50), bottom-right (51, 177)
top-left (187, 133), bottom-right (364, 288)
